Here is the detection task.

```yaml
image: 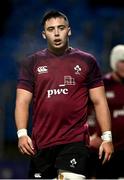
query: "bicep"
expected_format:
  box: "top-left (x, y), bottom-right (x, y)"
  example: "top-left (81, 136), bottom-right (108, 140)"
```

top-left (15, 89), bottom-right (33, 129)
top-left (16, 88), bottom-right (33, 105)
top-left (89, 86), bottom-right (107, 105)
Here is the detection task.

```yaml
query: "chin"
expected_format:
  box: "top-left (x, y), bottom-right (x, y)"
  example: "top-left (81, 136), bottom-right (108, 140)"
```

top-left (54, 44), bottom-right (63, 48)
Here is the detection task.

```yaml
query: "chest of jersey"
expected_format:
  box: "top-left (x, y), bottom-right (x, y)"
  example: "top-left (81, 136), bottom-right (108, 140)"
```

top-left (34, 57), bottom-right (89, 99)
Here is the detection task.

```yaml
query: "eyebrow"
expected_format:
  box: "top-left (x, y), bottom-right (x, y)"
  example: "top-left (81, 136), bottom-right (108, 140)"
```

top-left (46, 25), bottom-right (66, 29)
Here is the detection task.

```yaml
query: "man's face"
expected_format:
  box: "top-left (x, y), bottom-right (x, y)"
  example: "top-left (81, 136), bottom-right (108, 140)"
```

top-left (116, 60), bottom-right (124, 77)
top-left (42, 17), bottom-right (71, 51)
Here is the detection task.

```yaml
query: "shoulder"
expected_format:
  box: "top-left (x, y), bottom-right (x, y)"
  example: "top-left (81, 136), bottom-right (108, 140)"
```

top-left (27, 49), bottom-right (47, 59)
top-left (71, 48), bottom-right (95, 58)
top-left (22, 49), bottom-right (47, 65)
top-left (103, 72), bottom-right (114, 84)
top-left (71, 48), bottom-right (97, 63)
top-left (103, 72), bottom-right (113, 80)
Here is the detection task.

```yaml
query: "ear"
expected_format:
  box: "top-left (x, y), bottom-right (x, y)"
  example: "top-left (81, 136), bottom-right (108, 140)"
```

top-left (42, 31), bottom-right (46, 39)
top-left (68, 27), bottom-right (71, 36)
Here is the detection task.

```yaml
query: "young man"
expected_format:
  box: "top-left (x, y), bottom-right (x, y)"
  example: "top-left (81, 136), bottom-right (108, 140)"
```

top-left (15, 10), bottom-right (114, 179)
top-left (89, 45), bottom-right (124, 179)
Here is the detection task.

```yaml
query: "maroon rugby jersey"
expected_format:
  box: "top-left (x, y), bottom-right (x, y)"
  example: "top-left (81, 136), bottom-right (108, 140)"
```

top-left (103, 73), bottom-right (124, 151)
top-left (17, 48), bottom-right (103, 150)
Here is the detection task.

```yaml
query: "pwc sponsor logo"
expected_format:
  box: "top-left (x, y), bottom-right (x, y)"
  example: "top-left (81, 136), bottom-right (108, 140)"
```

top-left (47, 76), bottom-right (75, 98)
top-left (47, 87), bottom-right (68, 98)
top-left (113, 108), bottom-right (124, 118)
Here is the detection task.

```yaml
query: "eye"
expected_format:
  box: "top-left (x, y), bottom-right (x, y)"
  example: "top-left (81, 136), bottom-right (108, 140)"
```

top-left (59, 25), bottom-right (66, 30)
top-left (47, 27), bottom-right (54, 32)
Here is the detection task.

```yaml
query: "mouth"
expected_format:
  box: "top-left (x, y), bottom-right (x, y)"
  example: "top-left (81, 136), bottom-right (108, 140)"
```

top-left (54, 39), bottom-right (61, 45)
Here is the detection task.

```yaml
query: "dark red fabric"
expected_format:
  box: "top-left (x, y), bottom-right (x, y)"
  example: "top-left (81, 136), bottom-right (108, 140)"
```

top-left (17, 48), bottom-right (103, 150)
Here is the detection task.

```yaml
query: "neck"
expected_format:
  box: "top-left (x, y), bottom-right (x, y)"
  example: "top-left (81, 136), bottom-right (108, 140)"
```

top-left (48, 42), bottom-right (69, 56)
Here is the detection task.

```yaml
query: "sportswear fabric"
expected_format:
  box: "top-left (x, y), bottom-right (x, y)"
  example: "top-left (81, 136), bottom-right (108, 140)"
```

top-left (28, 141), bottom-right (90, 179)
top-left (17, 47), bottom-right (103, 151)
top-left (88, 72), bottom-right (124, 179)
top-left (103, 73), bottom-right (124, 151)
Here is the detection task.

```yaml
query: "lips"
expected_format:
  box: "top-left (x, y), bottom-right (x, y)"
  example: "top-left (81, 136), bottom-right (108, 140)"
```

top-left (54, 39), bottom-right (61, 45)
top-left (54, 39), bottom-right (61, 42)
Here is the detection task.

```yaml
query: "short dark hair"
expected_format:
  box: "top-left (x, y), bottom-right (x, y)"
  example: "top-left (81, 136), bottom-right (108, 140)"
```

top-left (41, 10), bottom-right (69, 27)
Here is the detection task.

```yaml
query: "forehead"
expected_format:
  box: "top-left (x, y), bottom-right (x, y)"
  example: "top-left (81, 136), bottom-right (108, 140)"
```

top-left (45, 17), bottom-right (68, 27)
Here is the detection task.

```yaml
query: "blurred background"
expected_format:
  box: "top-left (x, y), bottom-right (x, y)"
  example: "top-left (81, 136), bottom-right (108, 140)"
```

top-left (0, 0), bottom-right (124, 178)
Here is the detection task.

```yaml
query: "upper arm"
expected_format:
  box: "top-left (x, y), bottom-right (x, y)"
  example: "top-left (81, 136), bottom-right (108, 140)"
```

top-left (16, 88), bottom-right (33, 105)
top-left (89, 86), bottom-right (107, 105)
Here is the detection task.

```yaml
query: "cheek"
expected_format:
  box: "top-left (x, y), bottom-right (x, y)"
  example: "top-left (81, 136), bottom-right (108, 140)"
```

top-left (116, 61), bottom-right (124, 68)
top-left (117, 65), bottom-right (124, 77)
top-left (117, 64), bottom-right (124, 71)
top-left (62, 32), bottom-right (69, 39)
top-left (46, 34), bottom-right (54, 42)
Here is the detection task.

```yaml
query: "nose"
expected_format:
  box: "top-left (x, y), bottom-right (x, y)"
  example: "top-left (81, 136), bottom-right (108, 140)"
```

top-left (54, 28), bottom-right (59, 36)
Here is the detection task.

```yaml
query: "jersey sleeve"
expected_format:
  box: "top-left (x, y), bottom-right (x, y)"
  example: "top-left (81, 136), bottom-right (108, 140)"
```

top-left (17, 55), bottom-right (34, 93)
top-left (87, 55), bottom-right (104, 89)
